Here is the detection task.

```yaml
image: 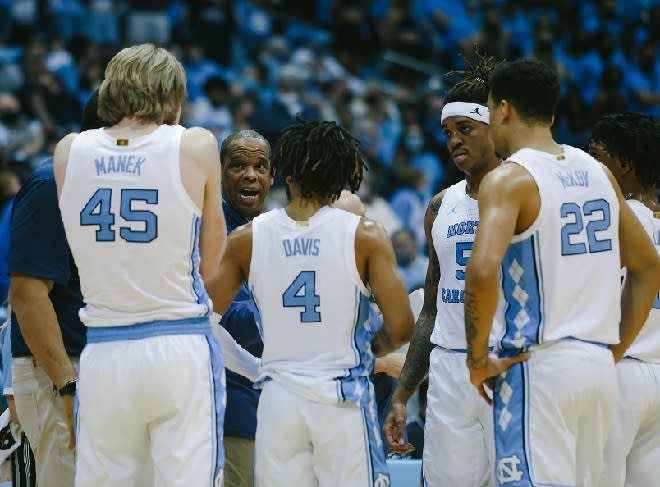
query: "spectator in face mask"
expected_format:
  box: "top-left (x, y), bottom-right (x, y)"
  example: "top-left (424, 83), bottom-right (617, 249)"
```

top-left (391, 228), bottom-right (428, 292)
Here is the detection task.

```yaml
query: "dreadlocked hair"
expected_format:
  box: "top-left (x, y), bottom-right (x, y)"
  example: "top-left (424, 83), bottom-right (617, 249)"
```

top-left (444, 48), bottom-right (503, 104)
top-left (272, 117), bottom-right (367, 202)
top-left (590, 112), bottom-right (660, 189)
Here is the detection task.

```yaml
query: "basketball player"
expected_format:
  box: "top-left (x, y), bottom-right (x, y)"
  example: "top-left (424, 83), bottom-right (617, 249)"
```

top-left (206, 119), bottom-right (415, 487)
top-left (588, 113), bottom-right (660, 487)
top-left (383, 54), bottom-right (517, 487)
top-left (465, 58), bottom-right (660, 486)
top-left (54, 44), bottom-right (226, 487)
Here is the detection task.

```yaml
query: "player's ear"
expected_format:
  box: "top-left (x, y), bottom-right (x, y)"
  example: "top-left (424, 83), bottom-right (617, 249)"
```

top-left (270, 167), bottom-right (276, 186)
top-left (500, 99), bottom-right (512, 123)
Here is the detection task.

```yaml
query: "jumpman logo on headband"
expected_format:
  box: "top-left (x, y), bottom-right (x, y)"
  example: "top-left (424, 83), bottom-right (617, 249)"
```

top-left (470, 107), bottom-right (482, 116)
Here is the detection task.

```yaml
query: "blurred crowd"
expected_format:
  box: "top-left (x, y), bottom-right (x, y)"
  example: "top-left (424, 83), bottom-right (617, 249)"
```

top-left (0, 0), bottom-right (659, 270)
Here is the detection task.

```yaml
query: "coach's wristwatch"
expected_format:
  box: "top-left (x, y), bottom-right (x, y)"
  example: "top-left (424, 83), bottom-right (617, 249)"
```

top-left (57, 379), bottom-right (77, 397)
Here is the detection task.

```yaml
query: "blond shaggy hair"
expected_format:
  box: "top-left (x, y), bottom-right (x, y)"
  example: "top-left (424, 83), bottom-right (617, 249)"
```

top-left (98, 44), bottom-right (186, 124)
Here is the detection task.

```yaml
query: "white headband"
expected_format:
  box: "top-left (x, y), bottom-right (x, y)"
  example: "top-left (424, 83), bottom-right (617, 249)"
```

top-left (441, 102), bottom-right (489, 124)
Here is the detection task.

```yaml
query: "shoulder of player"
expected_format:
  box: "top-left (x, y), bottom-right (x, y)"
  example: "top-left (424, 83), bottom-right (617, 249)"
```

top-left (593, 161), bottom-right (624, 198)
top-left (481, 161), bottom-right (536, 198)
top-left (53, 132), bottom-right (79, 162)
top-left (180, 126), bottom-right (221, 176)
top-left (227, 221), bottom-right (254, 247)
top-left (428, 189), bottom-right (448, 216)
top-left (181, 127), bottom-right (219, 158)
top-left (181, 126), bottom-right (217, 145)
top-left (423, 188), bottom-right (448, 231)
top-left (355, 217), bottom-right (389, 248)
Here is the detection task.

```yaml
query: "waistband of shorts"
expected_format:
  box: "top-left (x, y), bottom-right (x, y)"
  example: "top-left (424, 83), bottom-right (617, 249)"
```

top-left (13, 356), bottom-right (80, 367)
top-left (500, 336), bottom-right (609, 356)
top-left (87, 317), bottom-right (212, 344)
top-left (434, 344), bottom-right (494, 354)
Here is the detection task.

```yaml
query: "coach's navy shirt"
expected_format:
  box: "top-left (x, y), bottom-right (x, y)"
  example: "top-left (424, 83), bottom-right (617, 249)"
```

top-left (221, 199), bottom-right (264, 439)
top-left (9, 159), bottom-right (86, 356)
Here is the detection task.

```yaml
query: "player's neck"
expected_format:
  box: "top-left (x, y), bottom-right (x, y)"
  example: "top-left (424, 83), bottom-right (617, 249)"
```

top-left (465, 157), bottom-right (501, 199)
top-left (106, 117), bottom-right (160, 138)
top-left (624, 187), bottom-right (660, 212)
top-left (509, 126), bottom-right (563, 158)
top-left (285, 198), bottom-right (328, 222)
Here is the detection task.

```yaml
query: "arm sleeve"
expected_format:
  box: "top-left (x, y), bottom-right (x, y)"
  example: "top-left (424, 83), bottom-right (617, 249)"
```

top-left (9, 179), bottom-right (71, 284)
top-left (211, 313), bottom-right (260, 382)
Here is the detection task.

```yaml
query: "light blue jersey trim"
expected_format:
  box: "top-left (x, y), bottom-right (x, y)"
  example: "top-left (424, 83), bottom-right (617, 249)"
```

top-left (500, 234), bottom-right (543, 356)
top-left (206, 334), bottom-right (226, 481)
top-left (339, 291), bottom-right (374, 406)
top-left (87, 317), bottom-right (211, 343)
top-left (190, 216), bottom-right (212, 317)
top-left (361, 388), bottom-right (390, 486)
top-left (493, 362), bottom-right (533, 486)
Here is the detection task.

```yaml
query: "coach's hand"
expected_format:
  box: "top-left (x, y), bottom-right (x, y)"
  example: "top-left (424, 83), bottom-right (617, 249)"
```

top-left (383, 400), bottom-right (415, 454)
top-left (62, 395), bottom-right (76, 449)
top-left (468, 353), bottom-right (530, 405)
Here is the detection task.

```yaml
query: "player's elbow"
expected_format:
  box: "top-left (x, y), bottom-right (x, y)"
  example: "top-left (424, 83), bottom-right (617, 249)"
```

top-left (390, 313), bottom-right (415, 348)
top-left (465, 262), bottom-right (498, 292)
top-left (628, 254), bottom-right (660, 292)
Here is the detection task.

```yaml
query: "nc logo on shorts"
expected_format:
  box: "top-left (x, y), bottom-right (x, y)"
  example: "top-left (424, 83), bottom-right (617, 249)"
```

top-left (374, 473), bottom-right (390, 487)
top-left (497, 455), bottom-right (523, 483)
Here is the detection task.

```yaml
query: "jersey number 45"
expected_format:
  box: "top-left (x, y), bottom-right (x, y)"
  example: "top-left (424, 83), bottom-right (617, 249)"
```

top-left (80, 187), bottom-right (158, 243)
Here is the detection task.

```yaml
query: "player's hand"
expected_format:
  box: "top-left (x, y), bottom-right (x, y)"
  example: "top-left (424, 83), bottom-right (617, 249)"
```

top-left (374, 352), bottom-right (406, 378)
top-left (468, 353), bottom-right (530, 405)
top-left (608, 343), bottom-right (625, 364)
top-left (61, 394), bottom-right (76, 449)
top-left (383, 400), bottom-right (415, 454)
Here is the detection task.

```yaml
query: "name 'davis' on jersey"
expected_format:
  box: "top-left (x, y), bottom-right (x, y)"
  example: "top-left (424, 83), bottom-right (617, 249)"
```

top-left (283, 238), bottom-right (320, 257)
top-left (556, 170), bottom-right (589, 189)
top-left (95, 155), bottom-right (146, 176)
top-left (446, 220), bottom-right (478, 238)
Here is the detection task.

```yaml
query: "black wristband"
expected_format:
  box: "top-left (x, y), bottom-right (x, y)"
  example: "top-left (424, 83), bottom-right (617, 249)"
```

top-left (57, 379), bottom-right (77, 397)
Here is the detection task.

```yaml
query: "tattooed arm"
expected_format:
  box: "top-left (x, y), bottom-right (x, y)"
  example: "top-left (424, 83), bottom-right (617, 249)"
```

top-left (464, 165), bottom-right (533, 403)
top-left (383, 191), bottom-right (444, 452)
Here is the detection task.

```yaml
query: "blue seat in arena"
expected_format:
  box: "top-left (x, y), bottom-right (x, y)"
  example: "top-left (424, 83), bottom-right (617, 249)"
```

top-left (387, 459), bottom-right (422, 487)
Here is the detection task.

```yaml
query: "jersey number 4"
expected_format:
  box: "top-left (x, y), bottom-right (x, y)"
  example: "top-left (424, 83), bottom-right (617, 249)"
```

top-left (80, 188), bottom-right (158, 243)
top-left (282, 271), bottom-right (321, 323)
top-left (560, 199), bottom-right (612, 255)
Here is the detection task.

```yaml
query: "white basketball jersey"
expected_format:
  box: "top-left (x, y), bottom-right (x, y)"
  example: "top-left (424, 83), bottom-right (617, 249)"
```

top-left (498, 146), bottom-right (621, 353)
top-left (622, 200), bottom-right (660, 363)
top-left (430, 180), bottom-right (505, 349)
top-left (58, 125), bottom-right (212, 327)
top-left (249, 207), bottom-right (373, 405)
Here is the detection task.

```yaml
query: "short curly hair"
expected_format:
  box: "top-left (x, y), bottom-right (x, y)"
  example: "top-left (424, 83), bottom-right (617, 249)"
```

top-left (272, 118), bottom-right (366, 202)
top-left (488, 58), bottom-right (560, 125)
top-left (589, 112), bottom-right (660, 189)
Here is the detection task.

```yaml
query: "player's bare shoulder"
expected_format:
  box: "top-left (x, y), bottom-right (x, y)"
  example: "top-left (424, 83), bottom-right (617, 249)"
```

top-left (53, 132), bottom-right (80, 194)
top-left (180, 126), bottom-right (221, 171)
top-left (482, 160), bottom-right (537, 195)
top-left (427, 189), bottom-right (447, 220)
top-left (355, 216), bottom-right (390, 246)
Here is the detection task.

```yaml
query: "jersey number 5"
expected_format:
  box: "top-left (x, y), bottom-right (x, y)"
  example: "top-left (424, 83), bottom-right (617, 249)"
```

top-left (455, 241), bottom-right (473, 280)
top-left (560, 199), bottom-right (612, 255)
top-left (80, 188), bottom-right (158, 243)
top-left (282, 271), bottom-right (321, 323)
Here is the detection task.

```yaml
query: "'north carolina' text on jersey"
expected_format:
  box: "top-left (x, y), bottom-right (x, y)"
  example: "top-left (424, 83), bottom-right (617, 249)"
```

top-left (58, 125), bottom-right (212, 327)
top-left (430, 180), bottom-right (504, 350)
top-left (249, 207), bottom-right (375, 406)
top-left (498, 146), bottom-right (621, 352)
